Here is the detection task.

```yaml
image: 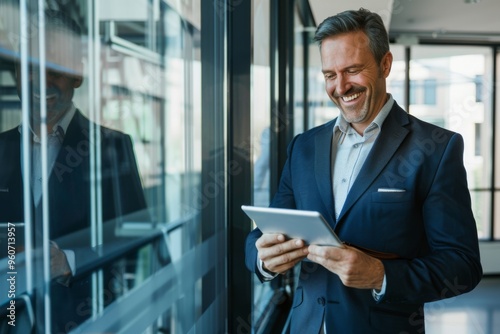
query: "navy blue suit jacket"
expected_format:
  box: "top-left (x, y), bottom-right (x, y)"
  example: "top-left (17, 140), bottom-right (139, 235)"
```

top-left (245, 102), bottom-right (482, 333)
top-left (0, 110), bottom-right (148, 332)
top-left (0, 110), bottom-right (147, 238)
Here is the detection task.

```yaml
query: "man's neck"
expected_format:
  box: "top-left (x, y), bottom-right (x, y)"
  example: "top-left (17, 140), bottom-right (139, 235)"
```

top-left (30, 120), bottom-right (60, 137)
top-left (29, 105), bottom-right (75, 137)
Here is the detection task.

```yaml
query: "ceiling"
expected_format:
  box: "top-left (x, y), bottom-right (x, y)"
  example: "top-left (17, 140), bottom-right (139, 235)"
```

top-left (309, 0), bottom-right (500, 44)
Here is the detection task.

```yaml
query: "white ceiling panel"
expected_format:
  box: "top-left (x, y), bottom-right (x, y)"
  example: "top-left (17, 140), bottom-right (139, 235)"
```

top-left (389, 0), bottom-right (500, 41)
top-left (309, 0), bottom-right (394, 30)
top-left (309, 0), bottom-right (500, 42)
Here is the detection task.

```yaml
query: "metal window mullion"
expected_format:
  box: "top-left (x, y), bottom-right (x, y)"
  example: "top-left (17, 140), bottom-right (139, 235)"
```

top-left (224, 0), bottom-right (252, 331)
top-left (19, 0), bottom-right (34, 298)
top-left (147, 0), bottom-right (159, 52)
top-left (490, 46), bottom-right (497, 241)
top-left (19, 0), bottom-right (31, 287)
top-left (405, 46), bottom-right (411, 113)
top-left (184, 24), bottom-right (194, 232)
top-left (88, 0), bottom-right (105, 316)
top-left (36, 4), bottom-right (52, 333)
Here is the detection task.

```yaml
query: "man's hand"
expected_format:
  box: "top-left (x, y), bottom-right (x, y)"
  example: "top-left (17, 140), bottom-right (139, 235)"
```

top-left (50, 242), bottom-right (72, 280)
top-left (256, 233), bottom-right (309, 275)
top-left (307, 244), bottom-right (384, 290)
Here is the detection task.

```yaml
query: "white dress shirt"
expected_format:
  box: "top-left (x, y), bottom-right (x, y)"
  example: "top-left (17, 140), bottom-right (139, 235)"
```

top-left (19, 105), bottom-right (77, 275)
top-left (20, 105), bottom-right (76, 204)
top-left (331, 96), bottom-right (394, 304)
top-left (332, 95), bottom-right (394, 219)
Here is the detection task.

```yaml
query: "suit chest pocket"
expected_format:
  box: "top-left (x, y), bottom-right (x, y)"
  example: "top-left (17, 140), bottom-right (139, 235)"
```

top-left (368, 191), bottom-right (422, 245)
top-left (371, 191), bottom-right (412, 203)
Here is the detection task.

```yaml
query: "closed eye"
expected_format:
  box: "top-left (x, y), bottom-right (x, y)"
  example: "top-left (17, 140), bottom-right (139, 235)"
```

top-left (346, 68), bottom-right (361, 75)
top-left (324, 73), bottom-right (336, 80)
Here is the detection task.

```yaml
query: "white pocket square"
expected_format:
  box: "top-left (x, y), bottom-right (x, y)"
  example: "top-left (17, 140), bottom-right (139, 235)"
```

top-left (377, 188), bottom-right (406, 193)
top-left (0, 187), bottom-right (9, 193)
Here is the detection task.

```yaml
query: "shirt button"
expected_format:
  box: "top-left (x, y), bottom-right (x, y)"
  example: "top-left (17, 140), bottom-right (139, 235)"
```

top-left (342, 178), bottom-right (347, 183)
top-left (353, 144), bottom-right (359, 148)
top-left (317, 297), bottom-right (326, 306)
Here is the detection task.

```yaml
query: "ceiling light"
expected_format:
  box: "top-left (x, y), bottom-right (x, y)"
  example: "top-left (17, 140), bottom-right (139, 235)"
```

top-left (395, 34), bottom-right (419, 46)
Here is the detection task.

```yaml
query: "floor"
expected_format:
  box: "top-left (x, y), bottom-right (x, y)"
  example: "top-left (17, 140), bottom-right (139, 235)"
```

top-left (425, 276), bottom-right (500, 334)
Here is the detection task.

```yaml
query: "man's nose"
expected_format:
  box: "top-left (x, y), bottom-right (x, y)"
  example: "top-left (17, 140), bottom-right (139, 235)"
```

top-left (29, 69), bottom-right (59, 84)
top-left (335, 74), bottom-right (351, 96)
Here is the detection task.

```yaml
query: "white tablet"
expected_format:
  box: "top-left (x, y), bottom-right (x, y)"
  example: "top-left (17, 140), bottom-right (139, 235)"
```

top-left (242, 205), bottom-right (343, 247)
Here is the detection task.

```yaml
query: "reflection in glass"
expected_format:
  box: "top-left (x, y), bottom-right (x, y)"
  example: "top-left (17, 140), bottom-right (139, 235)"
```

top-left (0, 6), bottom-right (153, 333)
top-left (0, 0), bottom-right (222, 332)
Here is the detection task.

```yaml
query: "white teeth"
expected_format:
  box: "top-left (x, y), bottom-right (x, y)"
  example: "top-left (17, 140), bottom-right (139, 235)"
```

top-left (342, 92), bottom-right (361, 102)
top-left (34, 94), bottom-right (56, 100)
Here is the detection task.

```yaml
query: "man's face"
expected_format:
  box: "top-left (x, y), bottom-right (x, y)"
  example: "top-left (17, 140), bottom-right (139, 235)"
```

top-left (15, 65), bottom-right (82, 125)
top-left (14, 28), bottom-right (82, 127)
top-left (320, 31), bottom-right (392, 133)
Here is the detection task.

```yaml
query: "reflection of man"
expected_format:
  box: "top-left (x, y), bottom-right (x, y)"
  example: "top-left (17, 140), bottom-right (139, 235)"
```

top-left (246, 8), bottom-right (482, 333)
top-left (0, 10), bottom-right (148, 333)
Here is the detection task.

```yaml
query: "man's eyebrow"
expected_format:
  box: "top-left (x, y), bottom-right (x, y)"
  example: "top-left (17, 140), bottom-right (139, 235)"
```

top-left (341, 64), bottom-right (364, 72)
top-left (322, 64), bottom-right (364, 74)
top-left (346, 64), bottom-right (364, 69)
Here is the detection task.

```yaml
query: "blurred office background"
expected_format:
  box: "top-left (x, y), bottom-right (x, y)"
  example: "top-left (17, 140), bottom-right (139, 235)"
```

top-left (0, 0), bottom-right (499, 333)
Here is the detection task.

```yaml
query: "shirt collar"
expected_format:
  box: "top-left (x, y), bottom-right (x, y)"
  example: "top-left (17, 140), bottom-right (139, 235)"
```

top-left (334, 94), bottom-right (394, 136)
top-left (57, 104), bottom-right (76, 135)
top-left (18, 104), bottom-right (76, 142)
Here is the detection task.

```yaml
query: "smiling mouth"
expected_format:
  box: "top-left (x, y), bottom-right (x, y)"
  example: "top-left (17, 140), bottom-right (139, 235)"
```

top-left (341, 92), bottom-right (362, 102)
top-left (33, 93), bottom-right (57, 100)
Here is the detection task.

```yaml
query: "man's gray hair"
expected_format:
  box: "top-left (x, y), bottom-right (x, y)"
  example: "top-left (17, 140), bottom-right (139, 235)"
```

top-left (314, 8), bottom-right (389, 64)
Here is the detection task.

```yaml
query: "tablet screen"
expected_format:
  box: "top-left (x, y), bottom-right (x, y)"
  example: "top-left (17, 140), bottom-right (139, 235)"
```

top-left (242, 205), bottom-right (343, 247)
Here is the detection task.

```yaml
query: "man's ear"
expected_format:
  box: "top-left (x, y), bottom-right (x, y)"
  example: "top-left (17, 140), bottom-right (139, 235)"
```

top-left (73, 75), bottom-right (83, 88)
top-left (71, 60), bottom-right (84, 88)
top-left (381, 51), bottom-right (393, 78)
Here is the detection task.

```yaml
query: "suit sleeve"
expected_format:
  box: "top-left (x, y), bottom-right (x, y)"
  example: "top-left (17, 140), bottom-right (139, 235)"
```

top-left (382, 133), bottom-right (482, 304)
top-left (245, 135), bottom-right (300, 278)
top-left (102, 132), bottom-right (149, 221)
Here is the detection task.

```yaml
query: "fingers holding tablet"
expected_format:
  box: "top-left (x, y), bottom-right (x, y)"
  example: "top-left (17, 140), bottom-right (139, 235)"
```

top-left (256, 233), bottom-right (308, 275)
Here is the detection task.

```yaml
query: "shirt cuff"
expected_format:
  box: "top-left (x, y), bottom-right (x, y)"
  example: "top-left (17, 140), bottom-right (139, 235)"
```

top-left (257, 259), bottom-right (277, 281)
top-left (372, 274), bottom-right (387, 302)
top-left (62, 249), bottom-right (76, 276)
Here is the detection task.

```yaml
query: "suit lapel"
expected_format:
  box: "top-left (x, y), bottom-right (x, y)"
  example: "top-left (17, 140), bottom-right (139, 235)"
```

top-left (48, 111), bottom-right (90, 238)
top-left (337, 104), bottom-right (410, 223)
top-left (314, 121), bottom-right (335, 221)
top-left (0, 130), bottom-right (23, 188)
top-left (0, 129), bottom-right (24, 218)
top-left (50, 110), bottom-right (89, 183)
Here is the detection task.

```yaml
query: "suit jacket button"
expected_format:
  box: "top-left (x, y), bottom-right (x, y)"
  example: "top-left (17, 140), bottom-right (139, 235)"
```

top-left (317, 297), bottom-right (325, 306)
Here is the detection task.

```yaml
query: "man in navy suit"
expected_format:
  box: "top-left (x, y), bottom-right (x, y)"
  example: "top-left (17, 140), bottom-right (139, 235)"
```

top-left (0, 10), bottom-right (148, 333)
top-left (246, 8), bottom-right (482, 333)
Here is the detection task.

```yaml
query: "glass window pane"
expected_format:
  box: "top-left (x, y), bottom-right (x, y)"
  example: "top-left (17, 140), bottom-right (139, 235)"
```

top-left (252, 0), bottom-right (271, 208)
top-left (251, 0), bottom-right (273, 329)
top-left (0, 1), bottom-right (227, 332)
top-left (293, 9), bottom-right (304, 136)
top-left (387, 44), bottom-right (407, 110)
top-left (494, 51), bottom-right (500, 240)
top-left (410, 45), bottom-right (493, 240)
